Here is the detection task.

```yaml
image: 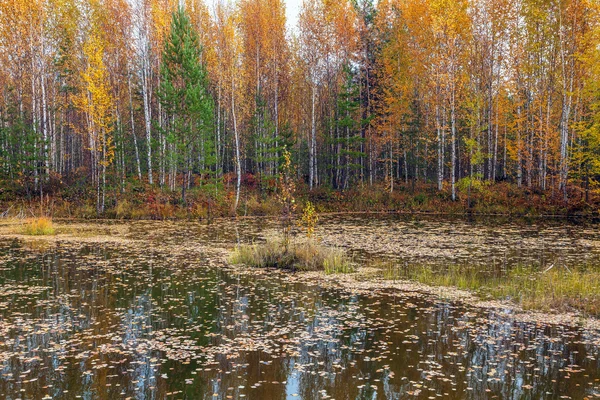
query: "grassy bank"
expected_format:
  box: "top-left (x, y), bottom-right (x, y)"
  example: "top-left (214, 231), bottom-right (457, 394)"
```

top-left (1, 181), bottom-right (599, 220)
top-left (382, 262), bottom-right (600, 317)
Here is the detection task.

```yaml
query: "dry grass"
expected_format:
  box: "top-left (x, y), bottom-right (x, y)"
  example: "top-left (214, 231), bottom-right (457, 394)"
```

top-left (243, 195), bottom-right (280, 216)
top-left (22, 217), bottom-right (55, 236)
top-left (230, 238), bottom-right (352, 273)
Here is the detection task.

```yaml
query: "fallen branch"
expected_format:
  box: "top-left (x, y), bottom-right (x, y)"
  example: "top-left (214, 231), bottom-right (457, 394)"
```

top-left (542, 264), bottom-right (555, 273)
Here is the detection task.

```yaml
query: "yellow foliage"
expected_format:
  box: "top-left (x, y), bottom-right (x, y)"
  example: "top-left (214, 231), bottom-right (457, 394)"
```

top-left (300, 201), bottom-right (318, 239)
top-left (23, 217), bottom-right (55, 236)
top-left (74, 30), bottom-right (115, 166)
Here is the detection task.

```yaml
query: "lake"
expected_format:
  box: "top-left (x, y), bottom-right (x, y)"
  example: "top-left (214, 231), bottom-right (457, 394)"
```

top-left (0, 215), bottom-right (599, 399)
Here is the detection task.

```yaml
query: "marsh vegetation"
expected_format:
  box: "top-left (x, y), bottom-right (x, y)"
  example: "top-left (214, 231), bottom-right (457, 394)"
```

top-left (230, 238), bottom-right (352, 273)
top-left (22, 217), bottom-right (55, 236)
top-left (382, 262), bottom-right (600, 316)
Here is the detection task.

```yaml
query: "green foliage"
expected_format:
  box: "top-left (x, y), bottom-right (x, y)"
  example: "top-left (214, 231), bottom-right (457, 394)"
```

top-left (323, 253), bottom-right (353, 274)
top-left (0, 104), bottom-right (40, 193)
top-left (159, 7), bottom-right (215, 202)
top-left (412, 193), bottom-right (428, 205)
top-left (573, 73), bottom-right (600, 195)
top-left (250, 95), bottom-right (277, 173)
top-left (277, 123), bottom-right (296, 167)
top-left (329, 66), bottom-right (367, 188)
top-left (459, 138), bottom-right (489, 201)
top-left (383, 262), bottom-right (600, 316)
top-left (463, 137), bottom-right (486, 168)
top-left (456, 174), bottom-right (489, 194)
top-left (576, 127), bottom-right (600, 193)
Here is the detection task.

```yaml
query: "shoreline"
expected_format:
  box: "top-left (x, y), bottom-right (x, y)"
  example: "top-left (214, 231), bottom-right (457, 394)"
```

top-left (2, 208), bottom-right (598, 225)
top-left (2, 181), bottom-right (599, 221)
top-left (224, 262), bottom-right (600, 333)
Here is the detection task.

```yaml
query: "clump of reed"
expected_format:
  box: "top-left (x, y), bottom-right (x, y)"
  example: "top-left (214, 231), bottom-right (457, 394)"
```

top-left (22, 217), bottom-right (55, 236)
top-left (230, 238), bottom-right (352, 273)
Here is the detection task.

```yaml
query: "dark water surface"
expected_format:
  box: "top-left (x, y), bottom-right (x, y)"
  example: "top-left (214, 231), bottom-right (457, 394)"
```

top-left (0, 216), bottom-right (599, 399)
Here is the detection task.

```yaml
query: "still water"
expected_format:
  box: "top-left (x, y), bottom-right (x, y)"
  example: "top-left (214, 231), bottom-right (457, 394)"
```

top-left (0, 216), bottom-right (599, 399)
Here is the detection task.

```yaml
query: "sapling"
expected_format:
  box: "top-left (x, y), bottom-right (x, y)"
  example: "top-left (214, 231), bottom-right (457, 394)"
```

top-left (300, 201), bottom-right (318, 239)
top-left (277, 148), bottom-right (296, 250)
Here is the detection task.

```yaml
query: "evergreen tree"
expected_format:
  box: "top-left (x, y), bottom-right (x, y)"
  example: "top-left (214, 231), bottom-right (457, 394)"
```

top-left (250, 94), bottom-right (277, 179)
top-left (159, 7), bottom-right (214, 205)
top-left (0, 102), bottom-right (38, 197)
top-left (332, 67), bottom-right (366, 189)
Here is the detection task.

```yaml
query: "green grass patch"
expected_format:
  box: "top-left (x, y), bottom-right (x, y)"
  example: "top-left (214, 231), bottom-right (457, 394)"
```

top-left (382, 262), bottom-right (600, 316)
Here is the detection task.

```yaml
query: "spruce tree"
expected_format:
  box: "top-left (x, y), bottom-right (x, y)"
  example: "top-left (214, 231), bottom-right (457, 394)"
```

top-left (333, 66), bottom-right (366, 189)
top-left (159, 7), bottom-right (214, 205)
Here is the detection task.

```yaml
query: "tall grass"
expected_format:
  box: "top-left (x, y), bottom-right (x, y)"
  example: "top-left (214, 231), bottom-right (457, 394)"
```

top-left (382, 262), bottom-right (600, 316)
top-left (324, 253), bottom-right (353, 274)
top-left (230, 238), bottom-right (352, 273)
top-left (23, 217), bottom-right (55, 236)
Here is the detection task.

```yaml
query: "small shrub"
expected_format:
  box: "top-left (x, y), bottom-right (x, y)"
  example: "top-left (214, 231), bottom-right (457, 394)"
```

top-left (115, 199), bottom-right (132, 219)
top-left (77, 202), bottom-right (97, 219)
top-left (155, 202), bottom-right (176, 220)
top-left (130, 204), bottom-right (150, 219)
top-left (23, 217), bottom-right (55, 236)
top-left (300, 201), bottom-right (318, 238)
top-left (277, 148), bottom-right (297, 247)
top-left (412, 193), bottom-right (428, 206)
top-left (245, 195), bottom-right (279, 216)
top-left (190, 201), bottom-right (208, 219)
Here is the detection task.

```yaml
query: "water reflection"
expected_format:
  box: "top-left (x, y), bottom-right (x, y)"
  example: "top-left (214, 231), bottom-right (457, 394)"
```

top-left (0, 219), bottom-right (599, 399)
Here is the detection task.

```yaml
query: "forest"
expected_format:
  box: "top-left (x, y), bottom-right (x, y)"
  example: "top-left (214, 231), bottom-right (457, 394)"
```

top-left (1, 0), bottom-right (600, 216)
top-left (4, 2), bottom-right (600, 398)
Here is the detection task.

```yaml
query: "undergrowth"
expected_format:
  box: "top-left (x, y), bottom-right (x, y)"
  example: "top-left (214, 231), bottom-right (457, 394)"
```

top-left (1, 180), bottom-right (596, 220)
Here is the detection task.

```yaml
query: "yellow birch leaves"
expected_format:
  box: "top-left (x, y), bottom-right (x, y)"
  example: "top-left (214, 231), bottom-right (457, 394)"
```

top-left (75, 30), bottom-right (115, 167)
